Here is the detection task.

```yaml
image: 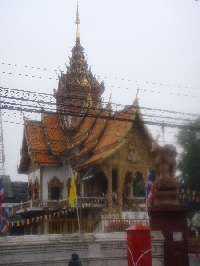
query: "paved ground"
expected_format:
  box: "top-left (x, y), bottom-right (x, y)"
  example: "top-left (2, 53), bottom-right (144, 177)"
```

top-left (189, 255), bottom-right (200, 265)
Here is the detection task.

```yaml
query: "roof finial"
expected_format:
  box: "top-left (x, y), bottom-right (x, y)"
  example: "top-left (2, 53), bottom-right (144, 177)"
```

top-left (75, 2), bottom-right (80, 43)
top-left (109, 90), bottom-right (112, 103)
top-left (136, 85), bottom-right (140, 98)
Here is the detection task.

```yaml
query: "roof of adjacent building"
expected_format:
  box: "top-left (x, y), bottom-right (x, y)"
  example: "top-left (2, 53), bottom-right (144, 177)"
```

top-left (0, 175), bottom-right (28, 203)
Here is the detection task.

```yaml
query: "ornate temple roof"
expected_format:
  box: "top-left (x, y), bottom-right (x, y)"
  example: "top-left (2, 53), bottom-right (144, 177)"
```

top-left (74, 105), bottom-right (136, 169)
top-left (18, 6), bottom-right (154, 174)
top-left (43, 114), bottom-right (67, 154)
top-left (18, 119), bottom-right (61, 173)
top-left (54, 5), bottom-right (104, 133)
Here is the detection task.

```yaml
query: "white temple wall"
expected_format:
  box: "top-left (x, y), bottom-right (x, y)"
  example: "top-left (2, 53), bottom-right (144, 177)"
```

top-left (28, 168), bottom-right (40, 183)
top-left (42, 164), bottom-right (71, 200)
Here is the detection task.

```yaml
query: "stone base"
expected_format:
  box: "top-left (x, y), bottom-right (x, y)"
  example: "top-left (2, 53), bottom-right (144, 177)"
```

top-left (148, 205), bottom-right (189, 266)
top-left (153, 178), bottom-right (180, 205)
top-left (154, 178), bottom-right (179, 190)
top-left (0, 232), bottom-right (164, 266)
top-left (153, 190), bottom-right (180, 205)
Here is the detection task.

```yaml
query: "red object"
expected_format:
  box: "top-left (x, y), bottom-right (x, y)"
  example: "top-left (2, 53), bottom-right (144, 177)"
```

top-left (126, 224), bottom-right (152, 266)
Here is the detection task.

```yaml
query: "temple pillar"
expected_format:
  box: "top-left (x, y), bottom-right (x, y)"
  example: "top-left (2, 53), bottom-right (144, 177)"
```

top-left (118, 168), bottom-right (125, 215)
top-left (107, 167), bottom-right (113, 211)
top-left (102, 165), bottom-right (112, 211)
top-left (40, 167), bottom-right (43, 200)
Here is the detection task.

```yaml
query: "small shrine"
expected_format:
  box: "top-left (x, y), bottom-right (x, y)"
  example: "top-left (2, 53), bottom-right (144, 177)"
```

top-left (148, 143), bottom-right (189, 266)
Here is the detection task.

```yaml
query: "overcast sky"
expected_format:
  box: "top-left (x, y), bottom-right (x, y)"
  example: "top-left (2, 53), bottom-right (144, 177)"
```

top-left (0, 0), bottom-right (200, 181)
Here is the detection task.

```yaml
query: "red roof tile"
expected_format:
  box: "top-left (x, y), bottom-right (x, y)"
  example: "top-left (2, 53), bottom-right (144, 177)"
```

top-left (92, 106), bottom-right (134, 153)
top-left (43, 114), bottom-right (68, 153)
top-left (33, 153), bottom-right (60, 165)
top-left (26, 122), bottom-right (48, 151)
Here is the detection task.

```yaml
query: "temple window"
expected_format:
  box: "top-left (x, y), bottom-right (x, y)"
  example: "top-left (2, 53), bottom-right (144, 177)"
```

top-left (48, 176), bottom-right (62, 200)
top-left (51, 187), bottom-right (60, 200)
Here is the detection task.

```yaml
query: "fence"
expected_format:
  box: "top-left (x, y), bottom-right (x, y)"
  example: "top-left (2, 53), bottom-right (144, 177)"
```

top-left (12, 197), bottom-right (106, 214)
top-left (47, 218), bottom-right (149, 234)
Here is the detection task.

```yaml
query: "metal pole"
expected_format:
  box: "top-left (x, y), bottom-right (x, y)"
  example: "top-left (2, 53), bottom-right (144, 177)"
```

top-left (146, 169), bottom-right (149, 226)
top-left (79, 168), bottom-right (92, 233)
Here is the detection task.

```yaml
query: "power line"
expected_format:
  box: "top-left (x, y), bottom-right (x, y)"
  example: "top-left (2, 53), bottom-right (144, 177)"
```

top-left (0, 86), bottom-right (199, 118)
top-left (0, 94), bottom-right (197, 126)
top-left (1, 62), bottom-right (199, 93)
top-left (1, 62), bottom-right (58, 73)
top-left (1, 70), bottom-right (199, 98)
top-left (1, 102), bottom-right (200, 131)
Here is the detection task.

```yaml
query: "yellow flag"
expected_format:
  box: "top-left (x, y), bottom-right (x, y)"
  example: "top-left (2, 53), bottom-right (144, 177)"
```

top-left (69, 172), bottom-right (77, 207)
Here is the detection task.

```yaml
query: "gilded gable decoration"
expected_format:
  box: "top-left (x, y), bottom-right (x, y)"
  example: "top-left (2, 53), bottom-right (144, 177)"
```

top-left (128, 136), bottom-right (140, 163)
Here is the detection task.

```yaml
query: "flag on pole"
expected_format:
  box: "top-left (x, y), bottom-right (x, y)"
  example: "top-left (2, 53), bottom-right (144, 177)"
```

top-left (69, 172), bottom-right (77, 207)
top-left (0, 179), bottom-right (4, 202)
top-left (147, 171), bottom-right (155, 203)
top-left (1, 206), bottom-right (9, 234)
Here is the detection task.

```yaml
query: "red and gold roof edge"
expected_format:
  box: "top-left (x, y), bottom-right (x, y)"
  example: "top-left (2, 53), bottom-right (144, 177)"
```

top-left (75, 140), bottom-right (124, 170)
top-left (74, 107), bottom-right (135, 169)
top-left (19, 119), bottom-right (62, 170)
top-left (133, 98), bottom-right (154, 143)
top-left (42, 113), bottom-right (68, 154)
top-left (91, 106), bottom-right (135, 154)
top-left (65, 106), bottom-right (111, 162)
top-left (67, 103), bottom-right (101, 150)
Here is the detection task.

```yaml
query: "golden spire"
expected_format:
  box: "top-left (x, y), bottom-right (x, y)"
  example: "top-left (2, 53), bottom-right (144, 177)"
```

top-left (75, 2), bottom-right (80, 42)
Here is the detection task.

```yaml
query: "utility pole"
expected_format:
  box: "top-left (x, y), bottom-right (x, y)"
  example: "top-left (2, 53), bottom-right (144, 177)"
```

top-left (79, 168), bottom-right (92, 233)
top-left (0, 97), bottom-right (5, 176)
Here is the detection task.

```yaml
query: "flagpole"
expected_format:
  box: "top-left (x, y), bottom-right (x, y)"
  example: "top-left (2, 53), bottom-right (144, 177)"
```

top-left (69, 172), bottom-right (80, 233)
top-left (74, 172), bottom-right (80, 234)
top-left (76, 197), bottom-right (80, 234)
top-left (146, 169), bottom-right (148, 226)
top-left (79, 168), bottom-right (92, 233)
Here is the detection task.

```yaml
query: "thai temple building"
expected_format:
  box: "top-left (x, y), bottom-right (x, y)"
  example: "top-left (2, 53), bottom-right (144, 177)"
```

top-left (16, 6), bottom-right (156, 234)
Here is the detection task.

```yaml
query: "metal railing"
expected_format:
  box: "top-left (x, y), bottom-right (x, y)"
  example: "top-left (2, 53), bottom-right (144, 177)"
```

top-left (47, 218), bottom-right (149, 234)
top-left (12, 199), bottom-right (69, 213)
top-left (12, 197), bottom-right (106, 213)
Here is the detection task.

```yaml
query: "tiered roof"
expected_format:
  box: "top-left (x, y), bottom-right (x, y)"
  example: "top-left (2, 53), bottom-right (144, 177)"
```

top-left (18, 7), bottom-right (154, 174)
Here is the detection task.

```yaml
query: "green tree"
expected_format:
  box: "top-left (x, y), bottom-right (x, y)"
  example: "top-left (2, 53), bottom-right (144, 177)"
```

top-left (176, 118), bottom-right (200, 217)
top-left (133, 173), bottom-right (145, 197)
top-left (176, 119), bottom-right (200, 191)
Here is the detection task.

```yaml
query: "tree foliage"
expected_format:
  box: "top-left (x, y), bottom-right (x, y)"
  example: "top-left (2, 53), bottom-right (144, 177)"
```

top-left (133, 173), bottom-right (145, 197)
top-left (176, 118), bottom-right (200, 191)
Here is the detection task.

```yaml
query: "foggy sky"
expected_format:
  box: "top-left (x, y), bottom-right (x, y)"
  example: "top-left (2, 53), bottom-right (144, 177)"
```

top-left (0, 0), bottom-right (200, 181)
